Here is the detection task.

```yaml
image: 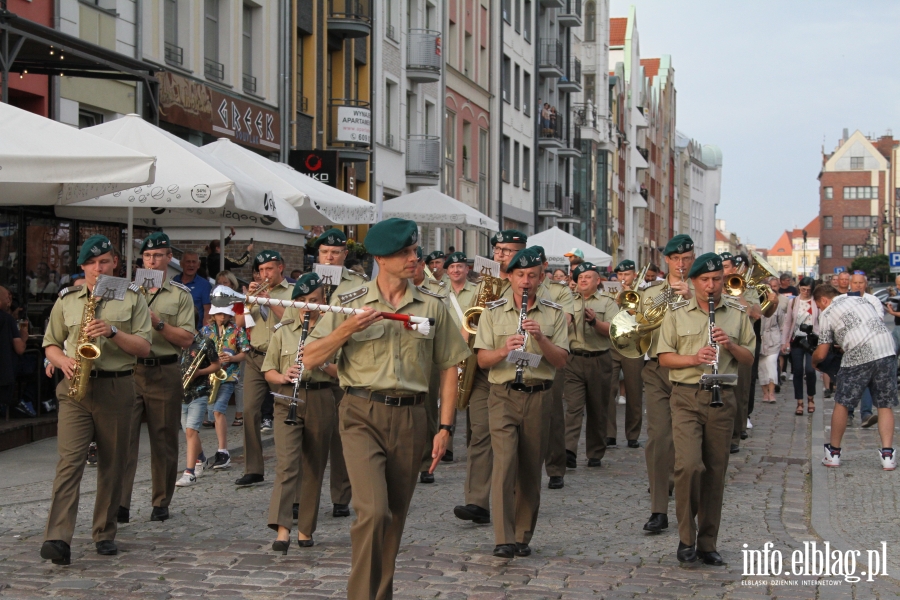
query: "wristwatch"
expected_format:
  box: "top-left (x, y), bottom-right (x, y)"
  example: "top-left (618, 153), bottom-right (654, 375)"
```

top-left (109, 325), bottom-right (118, 338)
top-left (439, 424), bottom-right (455, 435)
top-left (154, 321), bottom-right (165, 331)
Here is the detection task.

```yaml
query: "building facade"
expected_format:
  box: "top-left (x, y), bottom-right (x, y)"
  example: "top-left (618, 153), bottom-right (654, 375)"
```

top-left (767, 217), bottom-right (820, 278)
top-left (673, 131), bottom-right (722, 256)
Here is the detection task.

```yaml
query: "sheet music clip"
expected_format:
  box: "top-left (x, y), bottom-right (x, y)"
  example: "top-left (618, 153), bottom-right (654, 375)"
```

top-left (313, 264), bottom-right (344, 288)
top-left (135, 268), bottom-right (163, 291)
top-left (93, 275), bottom-right (129, 301)
top-left (506, 350), bottom-right (542, 368)
top-left (474, 256), bottom-right (501, 278)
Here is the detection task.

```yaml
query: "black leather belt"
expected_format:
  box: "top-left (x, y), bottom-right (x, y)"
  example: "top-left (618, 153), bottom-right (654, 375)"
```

top-left (90, 369), bottom-right (134, 379)
top-left (248, 348), bottom-right (265, 358)
top-left (137, 355), bottom-right (178, 367)
top-left (571, 349), bottom-right (609, 358)
top-left (508, 381), bottom-right (553, 393)
top-left (674, 381), bottom-right (734, 391)
top-left (299, 381), bottom-right (331, 391)
top-left (649, 357), bottom-right (659, 363)
top-left (346, 387), bottom-right (425, 406)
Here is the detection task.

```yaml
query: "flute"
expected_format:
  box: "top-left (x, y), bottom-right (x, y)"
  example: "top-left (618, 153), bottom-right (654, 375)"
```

top-left (284, 312), bottom-right (312, 426)
top-left (211, 286), bottom-right (435, 334)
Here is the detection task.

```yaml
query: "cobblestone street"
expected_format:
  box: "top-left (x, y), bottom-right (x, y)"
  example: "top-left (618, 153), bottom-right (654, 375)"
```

top-left (2, 383), bottom-right (900, 598)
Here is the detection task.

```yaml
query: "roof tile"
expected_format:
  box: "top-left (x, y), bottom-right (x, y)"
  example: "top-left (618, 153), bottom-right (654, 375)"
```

top-left (610, 18), bottom-right (627, 47)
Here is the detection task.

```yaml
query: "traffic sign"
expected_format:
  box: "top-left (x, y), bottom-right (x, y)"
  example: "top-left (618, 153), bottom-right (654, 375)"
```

top-left (891, 253), bottom-right (900, 273)
top-left (834, 266), bottom-right (846, 274)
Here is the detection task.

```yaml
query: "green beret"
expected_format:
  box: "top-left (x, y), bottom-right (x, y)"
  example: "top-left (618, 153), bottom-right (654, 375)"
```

top-left (443, 251), bottom-right (467, 269)
top-left (572, 262), bottom-right (600, 282)
top-left (292, 273), bottom-right (322, 299)
top-left (314, 228), bottom-right (347, 249)
top-left (531, 245), bottom-right (547, 262)
top-left (505, 248), bottom-right (543, 273)
top-left (140, 232), bottom-right (171, 254)
top-left (426, 250), bottom-right (446, 263)
top-left (364, 218), bottom-right (419, 256)
top-left (77, 235), bottom-right (113, 266)
top-left (731, 254), bottom-right (747, 268)
top-left (253, 249), bottom-right (283, 268)
top-left (663, 234), bottom-right (694, 256)
top-left (491, 229), bottom-right (528, 246)
top-left (688, 252), bottom-right (724, 278)
top-left (415, 246), bottom-right (423, 261)
top-left (614, 259), bottom-right (636, 273)
top-left (719, 251), bottom-right (733, 261)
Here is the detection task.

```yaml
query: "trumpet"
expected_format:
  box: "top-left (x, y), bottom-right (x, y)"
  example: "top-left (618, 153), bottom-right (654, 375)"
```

top-left (284, 312), bottom-right (312, 426)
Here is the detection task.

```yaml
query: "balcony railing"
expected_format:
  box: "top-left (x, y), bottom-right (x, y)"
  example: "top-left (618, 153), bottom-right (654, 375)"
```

top-left (558, 0), bottom-right (582, 26)
top-left (328, 0), bottom-right (372, 38)
top-left (407, 29), bottom-right (442, 83)
top-left (165, 42), bottom-right (183, 66)
top-left (298, 94), bottom-right (309, 113)
top-left (406, 135), bottom-right (440, 181)
top-left (242, 73), bottom-right (257, 94)
top-left (538, 183), bottom-right (563, 212)
top-left (328, 98), bottom-right (371, 147)
top-left (558, 58), bottom-right (582, 93)
top-left (205, 58), bottom-right (224, 82)
top-left (637, 146), bottom-right (649, 161)
top-left (538, 38), bottom-right (564, 76)
top-left (539, 112), bottom-right (565, 142)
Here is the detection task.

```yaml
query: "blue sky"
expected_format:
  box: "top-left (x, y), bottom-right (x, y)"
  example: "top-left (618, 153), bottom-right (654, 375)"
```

top-left (610, 0), bottom-right (900, 249)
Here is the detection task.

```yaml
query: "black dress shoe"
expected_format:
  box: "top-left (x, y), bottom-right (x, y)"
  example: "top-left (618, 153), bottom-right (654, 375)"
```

top-left (774, 384), bottom-right (781, 393)
top-left (548, 476), bottom-right (564, 489)
top-left (441, 450), bottom-right (454, 463)
top-left (627, 440), bottom-right (640, 448)
top-left (292, 503), bottom-right (299, 520)
top-left (150, 506), bottom-right (169, 521)
top-left (333, 503), bottom-right (351, 518)
top-left (697, 550), bottom-right (724, 566)
top-left (493, 544), bottom-right (515, 558)
top-left (587, 458), bottom-right (602, 467)
top-left (730, 444), bottom-right (740, 454)
top-left (740, 431), bottom-right (748, 440)
top-left (566, 450), bottom-right (577, 469)
top-left (419, 471), bottom-right (435, 484)
top-left (116, 506), bottom-right (130, 524)
top-left (643, 513), bottom-right (668, 533)
top-left (453, 504), bottom-right (490, 524)
top-left (235, 473), bottom-right (264, 486)
top-left (40, 540), bottom-right (71, 565)
top-left (677, 541), bottom-right (698, 563)
top-left (606, 437), bottom-right (617, 447)
top-left (297, 537), bottom-right (314, 548)
top-left (514, 543), bottom-right (532, 557)
top-left (272, 540), bottom-right (290, 555)
top-left (95, 540), bottom-right (118, 555)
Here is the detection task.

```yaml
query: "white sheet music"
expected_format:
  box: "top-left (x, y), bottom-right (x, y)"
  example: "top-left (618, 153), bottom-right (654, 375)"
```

top-left (134, 268), bottom-right (163, 291)
top-left (313, 264), bottom-right (344, 288)
top-left (94, 276), bottom-right (129, 301)
top-left (474, 256), bottom-right (501, 278)
top-left (506, 349), bottom-right (542, 368)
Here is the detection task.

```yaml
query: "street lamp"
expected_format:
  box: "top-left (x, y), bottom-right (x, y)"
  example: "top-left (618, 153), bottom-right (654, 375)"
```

top-left (802, 229), bottom-right (807, 276)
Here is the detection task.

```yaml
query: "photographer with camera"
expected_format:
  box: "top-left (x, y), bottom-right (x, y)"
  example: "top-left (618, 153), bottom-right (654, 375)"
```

top-left (781, 277), bottom-right (820, 416)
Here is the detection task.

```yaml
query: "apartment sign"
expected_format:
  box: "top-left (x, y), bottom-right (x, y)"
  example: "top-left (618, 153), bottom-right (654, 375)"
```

top-left (335, 106), bottom-right (371, 144)
top-left (157, 72), bottom-right (281, 152)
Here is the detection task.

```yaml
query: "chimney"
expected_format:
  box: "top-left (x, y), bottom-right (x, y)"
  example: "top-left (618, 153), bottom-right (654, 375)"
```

top-left (842, 128), bottom-right (849, 143)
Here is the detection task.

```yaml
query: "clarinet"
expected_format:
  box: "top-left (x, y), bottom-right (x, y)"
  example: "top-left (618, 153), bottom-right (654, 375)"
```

top-left (707, 297), bottom-right (723, 408)
top-left (284, 312), bottom-right (312, 426)
top-left (513, 289), bottom-right (529, 387)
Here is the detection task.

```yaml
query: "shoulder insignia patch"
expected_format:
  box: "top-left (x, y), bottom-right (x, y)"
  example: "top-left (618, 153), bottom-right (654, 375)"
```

top-left (646, 279), bottom-right (665, 289)
top-left (485, 298), bottom-right (508, 310)
top-left (339, 287), bottom-right (367, 304)
top-left (539, 298), bottom-right (563, 310)
top-left (58, 285), bottom-right (83, 298)
top-left (128, 282), bottom-right (142, 293)
top-left (549, 280), bottom-right (567, 287)
top-left (427, 278), bottom-right (446, 288)
top-left (273, 320), bottom-right (295, 331)
top-left (169, 280), bottom-right (191, 294)
top-left (723, 296), bottom-right (746, 312)
top-left (417, 285), bottom-right (448, 299)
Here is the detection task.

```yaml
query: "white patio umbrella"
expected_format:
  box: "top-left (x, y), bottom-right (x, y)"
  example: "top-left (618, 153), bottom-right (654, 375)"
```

top-left (527, 226), bottom-right (612, 267)
top-left (381, 188), bottom-right (498, 232)
top-left (0, 102), bottom-right (156, 205)
top-left (201, 139), bottom-right (376, 225)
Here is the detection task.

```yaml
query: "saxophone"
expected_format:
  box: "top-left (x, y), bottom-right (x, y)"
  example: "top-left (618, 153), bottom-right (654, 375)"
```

top-left (207, 325), bottom-right (230, 404)
top-left (456, 269), bottom-right (503, 409)
top-left (68, 293), bottom-right (102, 402)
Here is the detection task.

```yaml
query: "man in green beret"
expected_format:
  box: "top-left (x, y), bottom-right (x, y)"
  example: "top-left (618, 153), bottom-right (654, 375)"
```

top-left (40, 236), bottom-right (153, 565)
top-left (607, 259), bottom-right (644, 450)
top-left (657, 252), bottom-right (756, 565)
top-left (453, 229), bottom-right (528, 526)
top-left (119, 232), bottom-right (196, 523)
top-left (640, 234), bottom-right (695, 535)
top-left (235, 249), bottom-right (293, 487)
top-left (303, 218), bottom-right (470, 599)
top-left (563, 262), bottom-right (620, 475)
top-left (426, 250), bottom-right (450, 285)
top-left (474, 247), bottom-right (569, 559)
top-left (445, 252), bottom-right (477, 312)
top-left (262, 273), bottom-right (339, 548)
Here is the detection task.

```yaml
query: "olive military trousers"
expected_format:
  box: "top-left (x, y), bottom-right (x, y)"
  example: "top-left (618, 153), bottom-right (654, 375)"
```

top-left (543, 367), bottom-right (567, 478)
top-left (607, 350), bottom-right (645, 442)
top-left (643, 359), bottom-right (675, 515)
top-left (564, 351), bottom-right (613, 461)
top-left (329, 384), bottom-right (352, 506)
top-left (241, 351), bottom-right (271, 476)
top-left (731, 362), bottom-right (752, 448)
top-left (463, 368), bottom-right (493, 510)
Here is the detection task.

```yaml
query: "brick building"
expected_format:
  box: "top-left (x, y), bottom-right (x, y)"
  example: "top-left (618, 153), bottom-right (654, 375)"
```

top-left (819, 130), bottom-right (896, 276)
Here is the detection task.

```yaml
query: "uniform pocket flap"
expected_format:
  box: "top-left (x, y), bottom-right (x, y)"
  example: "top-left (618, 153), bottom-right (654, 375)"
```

top-left (350, 323), bottom-right (385, 342)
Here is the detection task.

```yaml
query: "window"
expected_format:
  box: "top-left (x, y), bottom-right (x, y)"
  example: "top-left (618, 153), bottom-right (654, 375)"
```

top-left (842, 245), bottom-right (859, 258)
top-left (501, 136), bottom-right (510, 182)
top-left (823, 245), bottom-right (832, 259)
top-left (503, 0), bottom-right (511, 23)
top-left (514, 0), bottom-right (520, 32)
top-left (385, 81), bottom-right (396, 147)
top-left (386, 0), bottom-right (396, 40)
top-left (523, 71), bottom-right (531, 115)
top-left (502, 56), bottom-right (511, 103)
top-left (523, 146), bottom-right (531, 190)
top-left (850, 156), bottom-right (864, 170)
top-left (584, 73), bottom-right (595, 105)
top-left (296, 35), bottom-right (306, 112)
top-left (445, 110), bottom-right (456, 195)
top-left (78, 109), bottom-right (103, 129)
top-left (523, 0), bottom-right (531, 42)
top-left (513, 141), bottom-right (520, 187)
top-left (823, 216), bottom-right (832, 229)
top-left (824, 186), bottom-right (833, 199)
top-left (514, 64), bottom-right (520, 111)
top-left (584, 1), bottom-right (596, 41)
top-left (204, 0), bottom-right (222, 81)
top-left (843, 215), bottom-right (877, 229)
top-left (478, 129), bottom-right (489, 214)
top-left (164, 0), bottom-right (182, 66)
top-left (843, 186), bottom-right (878, 199)
top-left (242, 5), bottom-right (255, 92)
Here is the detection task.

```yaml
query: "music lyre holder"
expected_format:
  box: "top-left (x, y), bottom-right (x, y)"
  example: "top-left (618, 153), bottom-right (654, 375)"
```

top-left (94, 275), bottom-right (128, 302)
top-left (506, 350), bottom-right (542, 368)
top-left (473, 256), bottom-right (501, 278)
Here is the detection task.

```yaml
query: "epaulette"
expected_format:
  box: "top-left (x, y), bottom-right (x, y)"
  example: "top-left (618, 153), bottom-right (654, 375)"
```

top-left (128, 282), bottom-right (141, 293)
top-left (427, 278), bottom-right (446, 288)
top-left (58, 285), bottom-right (83, 298)
top-left (417, 285), bottom-right (448, 299)
top-left (723, 296), bottom-right (746, 312)
top-left (485, 298), bottom-right (508, 310)
top-left (539, 298), bottom-right (563, 310)
top-left (273, 319), bottom-right (294, 331)
top-left (549, 280), bottom-right (568, 287)
top-left (169, 280), bottom-right (191, 294)
top-left (352, 271), bottom-right (370, 281)
top-left (339, 287), bottom-right (367, 304)
top-left (645, 279), bottom-right (665, 289)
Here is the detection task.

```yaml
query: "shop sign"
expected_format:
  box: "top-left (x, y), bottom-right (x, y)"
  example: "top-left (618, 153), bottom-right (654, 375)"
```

top-left (289, 150), bottom-right (338, 188)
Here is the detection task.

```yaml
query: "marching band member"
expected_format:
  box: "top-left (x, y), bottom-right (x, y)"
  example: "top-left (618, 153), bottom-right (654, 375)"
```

top-left (608, 260), bottom-right (645, 449)
top-left (426, 250), bottom-right (450, 286)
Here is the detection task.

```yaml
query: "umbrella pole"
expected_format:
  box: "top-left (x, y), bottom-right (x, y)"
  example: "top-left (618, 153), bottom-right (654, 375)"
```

top-left (219, 225), bottom-right (225, 273)
top-left (126, 206), bottom-right (134, 281)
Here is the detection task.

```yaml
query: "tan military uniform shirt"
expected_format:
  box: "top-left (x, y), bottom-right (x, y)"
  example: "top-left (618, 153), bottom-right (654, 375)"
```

top-left (262, 318), bottom-right (335, 384)
top-left (642, 278), bottom-right (694, 358)
top-left (308, 282), bottom-right (470, 393)
top-left (248, 277), bottom-right (293, 352)
top-left (474, 296), bottom-right (570, 385)
top-left (570, 290), bottom-right (620, 352)
top-left (147, 280), bottom-right (196, 357)
top-left (451, 280), bottom-right (479, 312)
top-left (656, 296), bottom-right (756, 385)
top-left (44, 285), bottom-right (153, 372)
top-left (539, 279), bottom-right (576, 317)
top-left (281, 266), bottom-right (367, 325)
